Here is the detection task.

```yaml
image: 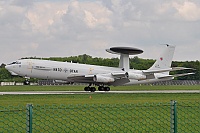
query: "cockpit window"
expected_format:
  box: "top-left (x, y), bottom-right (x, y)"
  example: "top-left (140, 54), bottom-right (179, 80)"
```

top-left (16, 61), bottom-right (21, 64)
top-left (8, 61), bottom-right (21, 65)
top-left (8, 62), bottom-right (16, 65)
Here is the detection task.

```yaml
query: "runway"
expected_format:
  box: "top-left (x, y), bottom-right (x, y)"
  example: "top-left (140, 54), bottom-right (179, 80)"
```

top-left (0, 90), bottom-right (200, 95)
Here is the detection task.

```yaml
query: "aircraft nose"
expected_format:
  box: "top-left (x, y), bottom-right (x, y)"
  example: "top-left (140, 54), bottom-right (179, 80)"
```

top-left (5, 65), bottom-right (13, 72)
top-left (5, 65), bottom-right (19, 76)
top-left (5, 62), bottom-right (16, 71)
top-left (5, 65), bottom-right (10, 70)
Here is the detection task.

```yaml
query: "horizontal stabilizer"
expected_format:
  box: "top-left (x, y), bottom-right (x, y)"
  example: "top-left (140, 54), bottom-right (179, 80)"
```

top-left (143, 67), bottom-right (194, 74)
top-left (171, 67), bottom-right (195, 71)
top-left (173, 73), bottom-right (195, 77)
top-left (157, 73), bottom-right (195, 79)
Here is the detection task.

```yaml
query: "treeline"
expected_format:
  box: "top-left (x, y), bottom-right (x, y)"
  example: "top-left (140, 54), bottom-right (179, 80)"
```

top-left (0, 54), bottom-right (199, 82)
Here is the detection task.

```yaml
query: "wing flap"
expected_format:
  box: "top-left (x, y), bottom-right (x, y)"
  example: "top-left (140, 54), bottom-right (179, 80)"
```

top-left (111, 78), bottom-right (130, 86)
top-left (67, 72), bottom-right (127, 84)
top-left (67, 74), bottom-right (94, 83)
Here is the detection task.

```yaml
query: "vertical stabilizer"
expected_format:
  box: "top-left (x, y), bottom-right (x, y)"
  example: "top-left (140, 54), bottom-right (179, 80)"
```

top-left (149, 44), bottom-right (175, 72)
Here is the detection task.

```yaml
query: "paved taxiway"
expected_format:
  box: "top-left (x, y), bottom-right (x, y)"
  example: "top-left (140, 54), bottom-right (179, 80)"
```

top-left (0, 90), bottom-right (200, 95)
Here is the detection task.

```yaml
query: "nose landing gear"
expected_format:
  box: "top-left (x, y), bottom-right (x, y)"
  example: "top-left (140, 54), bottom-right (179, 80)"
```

top-left (24, 79), bottom-right (30, 85)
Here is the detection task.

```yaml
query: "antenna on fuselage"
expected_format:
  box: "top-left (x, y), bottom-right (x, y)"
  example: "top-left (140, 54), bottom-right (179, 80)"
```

top-left (106, 47), bottom-right (143, 71)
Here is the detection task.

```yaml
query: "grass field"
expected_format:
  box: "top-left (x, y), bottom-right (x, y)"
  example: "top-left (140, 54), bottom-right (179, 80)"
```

top-left (2, 101), bottom-right (199, 132)
top-left (1, 93), bottom-right (200, 106)
top-left (0, 85), bottom-right (200, 92)
top-left (1, 85), bottom-right (199, 132)
top-left (0, 85), bottom-right (199, 106)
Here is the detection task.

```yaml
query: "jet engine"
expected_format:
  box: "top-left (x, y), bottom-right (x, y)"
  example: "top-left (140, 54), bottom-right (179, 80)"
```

top-left (93, 74), bottom-right (115, 83)
top-left (54, 80), bottom-right (70, 84)
top-left (126, 72), bottom-right (146, 80)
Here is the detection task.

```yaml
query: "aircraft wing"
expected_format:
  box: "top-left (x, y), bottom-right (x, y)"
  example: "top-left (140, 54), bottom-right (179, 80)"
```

top-left (143, 67), bottom-right (194, 74)
top-left (67, 72), bottom-right (128, 85)
top-left (67, 74), bottom-right (94, 83)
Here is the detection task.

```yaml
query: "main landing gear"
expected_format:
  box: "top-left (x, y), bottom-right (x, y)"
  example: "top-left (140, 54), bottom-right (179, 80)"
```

top-left (84, 86), bottom-right (110, 92)
top-left (98, 86), bottom-right (110, 91)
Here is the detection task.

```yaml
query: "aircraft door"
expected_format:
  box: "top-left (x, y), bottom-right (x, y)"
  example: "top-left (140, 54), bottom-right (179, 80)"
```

top-left (27, 60), bottom-right (33, 73)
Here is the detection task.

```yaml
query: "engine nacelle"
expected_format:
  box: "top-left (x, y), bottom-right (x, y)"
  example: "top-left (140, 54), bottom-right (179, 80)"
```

top-left (126, 72), bottom-right (146, 80)
top-left (93, 74), bottom-right (115, 83)
top-left (54, 80), bottom-right (70, 84)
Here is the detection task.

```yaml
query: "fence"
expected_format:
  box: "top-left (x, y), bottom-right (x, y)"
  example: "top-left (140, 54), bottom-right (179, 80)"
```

top-left (1, 101), bottom-right (199, 133)
top-left (149, 80), bottom-right (200, 86)
top-left (1, 80), bottom-right (200, 86)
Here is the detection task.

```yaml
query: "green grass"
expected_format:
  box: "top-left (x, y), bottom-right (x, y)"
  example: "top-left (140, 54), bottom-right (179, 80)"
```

top-left (1, 98), bottom-right (199, 132)
top-left (0, 85), bottom-right (200, 92)
top-left (1, 85), bottom-right (199, 132)
top-left (0, 85), bottom-right (199, 106)
top-left (0, 93), bottom-right (199, 106)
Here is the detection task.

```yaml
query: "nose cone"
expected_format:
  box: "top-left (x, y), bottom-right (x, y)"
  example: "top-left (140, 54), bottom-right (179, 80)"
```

top-left (5, 65), bottom-right (18, 76)
top-left (5, 65), bottom-right (11, 71)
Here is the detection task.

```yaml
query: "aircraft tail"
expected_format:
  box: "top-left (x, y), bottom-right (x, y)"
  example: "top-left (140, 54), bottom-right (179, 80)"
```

top-left (148, 44), bottom-right (175, 74)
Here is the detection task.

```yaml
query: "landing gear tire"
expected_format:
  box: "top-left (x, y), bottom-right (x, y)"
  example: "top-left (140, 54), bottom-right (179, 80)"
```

top-left (84, 87), bottom-right (96, 92)
top-left (24, 79), bottom-right (30, 85)
top-left (84, 87), bottom-right (90, 91)
top-left (98, 86), bottom-right (110, 91)
top-left (90, 87), bottom-right (96, 92)
top-left (98, 86), bottom-right (104, 91)
top-left (104, 87), bottom-right (110, 91)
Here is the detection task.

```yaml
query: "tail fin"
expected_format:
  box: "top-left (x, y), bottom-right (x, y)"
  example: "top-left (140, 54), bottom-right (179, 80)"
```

top-left (149, 44), bottom-right (175, 73)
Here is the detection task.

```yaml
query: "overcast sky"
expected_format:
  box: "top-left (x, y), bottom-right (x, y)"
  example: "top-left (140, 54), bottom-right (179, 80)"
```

top-left (0, 0), bottom-right (200, 64)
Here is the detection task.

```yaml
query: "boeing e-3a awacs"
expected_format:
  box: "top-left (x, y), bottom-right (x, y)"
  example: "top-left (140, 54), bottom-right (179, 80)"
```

top-left (5, 44), bottom-right (194, 91)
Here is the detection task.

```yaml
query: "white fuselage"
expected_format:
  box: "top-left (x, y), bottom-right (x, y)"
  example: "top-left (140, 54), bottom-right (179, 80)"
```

top-left (6, 59), bottom-right (173, 86)
top-left (7, 59), bottom-right (121, 79)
